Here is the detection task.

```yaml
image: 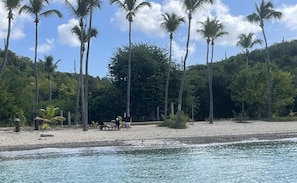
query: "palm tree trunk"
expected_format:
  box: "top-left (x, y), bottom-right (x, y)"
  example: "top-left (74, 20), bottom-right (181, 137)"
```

top-left (241, 50), bottom-right (249, 120)
top-left (34, 22), bottom-right (39, 130)
top-left (205, 40), bottom-right (210, 122)
top-left (208, 43), bottom-right (214, 124)
top-left (164, 34), bottom-right (172, 120)
top-left (0, 16), bottom-right (11, 78)
top-left (85, 6), bottom-right (94, 127)
top-left (74, 73), bottom-right (80, 126)
top-left (49, 74), bottom-right (52, 103)
top-left (176, 12), bottom-right (191, 128)
top-left (245, 49), bottom-right (249, 69)
top-left (261, 27), bottom-right (272, 120)
top-left (80, 20), bottom-right (87, 131)
top-left (127, 20), bottom-right (132, 118)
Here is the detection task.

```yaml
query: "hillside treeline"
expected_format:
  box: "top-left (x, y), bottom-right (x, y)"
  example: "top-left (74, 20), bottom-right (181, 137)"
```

top-left (0, 41), bottom-right (297, 126)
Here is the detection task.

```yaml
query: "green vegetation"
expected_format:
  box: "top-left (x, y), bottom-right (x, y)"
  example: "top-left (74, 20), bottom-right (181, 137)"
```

top-left (0, 41), bottom-right (297, 126)
top-left (159, 112), bottom-right (189, 129)
top-left (0, 0), bottom-right (296, 129)
top-left (1, 40), bottom-right (297, 127)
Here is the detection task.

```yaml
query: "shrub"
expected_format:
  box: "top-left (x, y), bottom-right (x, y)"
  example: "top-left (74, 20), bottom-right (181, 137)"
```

top-left (159, 112), bottom-right (189, 129)
top-left (41, 123), bottom-right (51, 130)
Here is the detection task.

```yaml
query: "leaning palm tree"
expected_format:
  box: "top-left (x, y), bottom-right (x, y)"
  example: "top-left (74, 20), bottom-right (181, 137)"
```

top-left (41, 55), bottom-right (61, 104)
top-left (197, 17), bottom-right (228, 124)
top-left (236, 33), bottom-right (262, 69)
top-left (84, 0), bottom-right (102, 125)
top-left (19, 0), bottom-right (63, 130)
top-left (236, 33), bottom-right (262, 119)
top-left (160, 12), bottom-right (185, 120)
top-left (176, 0), bottom-right (213, 128)
top-left (72, 25), bottom-right (97, 128)
top-left (110, 0), bottom-right (151, 121)
top-left (247, 0), bottom-right (282, 120)
top-left (0, 0), bottom-right (22, 78)
top-left (65, 0), bottom-right (90, 131)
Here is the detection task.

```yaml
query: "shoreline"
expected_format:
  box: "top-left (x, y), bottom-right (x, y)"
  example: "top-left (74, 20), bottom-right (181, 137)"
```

top-left (1, 121), bottom-right (297, 152)
top-left (1, 132), bottom-right (297, 152)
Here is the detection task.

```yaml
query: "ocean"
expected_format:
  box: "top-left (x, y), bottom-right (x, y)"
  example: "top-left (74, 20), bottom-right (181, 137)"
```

top-left (0, 139), bottom-right (297, 183)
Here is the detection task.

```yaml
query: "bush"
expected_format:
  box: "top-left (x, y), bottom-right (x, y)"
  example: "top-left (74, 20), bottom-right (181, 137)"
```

top-left (41, 123), bottom-right (51, 130)
top-left (159, 112), bottom-right (189, 129)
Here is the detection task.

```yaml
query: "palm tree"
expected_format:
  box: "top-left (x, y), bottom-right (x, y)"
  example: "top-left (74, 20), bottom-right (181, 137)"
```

top-left (41, 55), bottom-right (61, 104)
top-left (247, 0), bottom-right (282, 120)
top-left (160, 12), bottom-right (184, 120)
top-left (110, 0), bottom-right (151, 121)
top-left (65, 0), bottom-right (90, 131)
top-left (85, 0), bottom-right (102, 126)
top-left (236, 33), bottom-right (262, 119)
top-left (0, 0), bottom-right (22, 78)
top-left (176, 0), bottom-right (213, 128)
top-left (36, 105), bottom-right (66, 125)
top-left (71, 24), bottom-right (98, 127)
top-left (236, 33), bottom-right (262, 69)
top-left (197, 17), bottom-right (228, 124)
top-left (19, 0), bottom-right (63, 130)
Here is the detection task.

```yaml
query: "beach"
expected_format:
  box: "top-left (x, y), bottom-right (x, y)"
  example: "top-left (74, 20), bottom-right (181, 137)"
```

top-left (1, 120), bottom-right (297, 151)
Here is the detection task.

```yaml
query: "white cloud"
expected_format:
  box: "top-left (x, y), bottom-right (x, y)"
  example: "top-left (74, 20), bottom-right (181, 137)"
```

top-left (280, 4), bottom-right (297, 31)
top-left (57, 18), bottom-right (80, 47)
top-left (191, 0), bottom-right (261, 46)
top-left (30, 38), bottom-right (55, 53)
top-left (110, 1), bottom-right (167, 37)
top-left (171, 40), bottom-right (196, 63)
top-left (109, 0), bottom-right (263, 62)
top-left (0, 1), bottom-right (31, 43)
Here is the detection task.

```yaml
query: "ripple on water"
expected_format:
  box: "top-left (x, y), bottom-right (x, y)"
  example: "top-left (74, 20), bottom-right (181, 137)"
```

top-left (0, 139), bottom-right (297, 183)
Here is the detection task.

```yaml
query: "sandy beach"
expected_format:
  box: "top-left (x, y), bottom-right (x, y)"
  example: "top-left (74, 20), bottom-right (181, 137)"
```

top-left (1, 120), bottom-right (297, 151)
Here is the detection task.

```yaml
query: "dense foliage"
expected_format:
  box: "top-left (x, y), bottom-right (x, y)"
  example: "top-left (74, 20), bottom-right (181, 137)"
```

top-left (1, 40), bottom-right (297, 126)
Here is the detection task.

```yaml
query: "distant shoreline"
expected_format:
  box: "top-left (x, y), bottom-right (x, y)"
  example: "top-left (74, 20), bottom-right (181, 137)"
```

top-left (1, 121), bottom-right (297, 152)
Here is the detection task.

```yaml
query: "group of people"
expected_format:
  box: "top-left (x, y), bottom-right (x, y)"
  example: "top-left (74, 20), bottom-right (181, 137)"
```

top-left (99, 113), bottom-right (131, 130)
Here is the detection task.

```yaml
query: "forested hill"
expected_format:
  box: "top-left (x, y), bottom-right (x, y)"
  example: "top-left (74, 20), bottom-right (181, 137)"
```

top-left (0, 40), bottom-right (297, 126)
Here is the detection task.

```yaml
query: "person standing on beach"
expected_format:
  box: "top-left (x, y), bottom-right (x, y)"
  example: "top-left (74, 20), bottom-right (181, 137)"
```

top-left (123, 112), bottom-right (131, 128)
top-left (126, 115), bottom-right (131, 128)
top-left (15, 115), bottom-right (20, 132)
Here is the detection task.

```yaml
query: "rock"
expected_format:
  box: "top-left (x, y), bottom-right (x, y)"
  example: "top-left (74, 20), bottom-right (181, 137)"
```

top-left (40, 134), bottom-right (54, 137)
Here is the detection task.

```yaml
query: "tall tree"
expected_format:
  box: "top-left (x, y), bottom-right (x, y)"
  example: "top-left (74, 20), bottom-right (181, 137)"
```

top-left (160, 12), bottom-right (184, 120)
top-left (72, 24), bottom-right (98, 126)
top-left (41, 55), bottom-right (61, 104)
top-left (110, 0), bottom-right (151, 121)
top-left (84, 0), bottom-right (102, 126)
top-left (197, 17), bottom-right (228, 124)
top-left (19, 0), bottom-right (63, 129)
top-left (65, 0), bottom-right (90, 131)
top-left (0, 0), bottom-right (22, 78)
top-left (247, 0), bottom-right (282, 120)
top-left (236, 33), bottom-right (262, 118)
top-left (176, 0), bottom-right (213, 128)
top-left (236, 33), bottom-right (262, 69)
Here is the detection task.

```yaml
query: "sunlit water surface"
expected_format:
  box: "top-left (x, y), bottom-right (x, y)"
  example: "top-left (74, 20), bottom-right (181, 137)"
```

top-left (0, 139), bottom-right (297, 183)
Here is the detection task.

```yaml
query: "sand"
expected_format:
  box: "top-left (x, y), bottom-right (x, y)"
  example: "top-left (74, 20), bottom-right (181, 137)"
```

top-left (1, 120), bottom-right (297, 151)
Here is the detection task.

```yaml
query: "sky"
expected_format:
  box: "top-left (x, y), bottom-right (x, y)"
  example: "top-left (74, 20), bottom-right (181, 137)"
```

top-left (0, 0), bottom-right (297, 78)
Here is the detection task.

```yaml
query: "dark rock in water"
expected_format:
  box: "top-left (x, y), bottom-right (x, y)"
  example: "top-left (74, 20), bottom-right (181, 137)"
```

top-left (40, 134), bottom-right (54, 137)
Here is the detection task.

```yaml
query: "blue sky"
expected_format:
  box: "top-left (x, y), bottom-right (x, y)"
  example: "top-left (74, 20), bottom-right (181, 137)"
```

top-left (0, 0), bottom-right (297, 78)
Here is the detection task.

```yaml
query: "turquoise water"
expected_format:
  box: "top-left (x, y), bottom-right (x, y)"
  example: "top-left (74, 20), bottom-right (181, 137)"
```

top-left (0, 139), bottom-right (297, 183)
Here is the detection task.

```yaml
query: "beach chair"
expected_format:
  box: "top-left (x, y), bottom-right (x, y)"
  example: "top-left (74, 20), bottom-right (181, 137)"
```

top-left (99, 121), bottom-right (109, 130)
top-left (110, 120), bottom-right (120, 130)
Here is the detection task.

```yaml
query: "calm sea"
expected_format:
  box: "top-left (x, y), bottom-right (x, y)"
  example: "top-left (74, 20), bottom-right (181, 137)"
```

top-left (0, 139), bottom-right (297, 183)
